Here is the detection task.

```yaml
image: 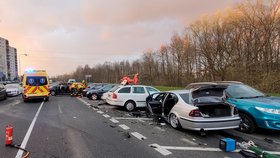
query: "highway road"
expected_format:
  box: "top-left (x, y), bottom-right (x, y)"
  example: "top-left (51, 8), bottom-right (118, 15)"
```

top-left (0, 95), bottom-right (279, 158)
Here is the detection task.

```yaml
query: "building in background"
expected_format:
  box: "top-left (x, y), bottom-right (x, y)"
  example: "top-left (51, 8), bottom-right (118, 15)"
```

top-left (0, 36), bottom-right (18, 81)
top-left (0, 37), bottom-right (9, 80)
top-left (8, 46), bottom-right (18, 80)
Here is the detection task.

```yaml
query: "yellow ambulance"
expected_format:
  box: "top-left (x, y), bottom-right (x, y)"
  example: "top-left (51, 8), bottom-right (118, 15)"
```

top-left (22, 70), bottom-right (50, 102)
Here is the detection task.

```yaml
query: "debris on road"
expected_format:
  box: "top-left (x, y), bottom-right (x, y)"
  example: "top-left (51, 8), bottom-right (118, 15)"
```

top-left (265, 138), bottom-right (280, 145)
top-left (123, 132), bottom-right (131, 138)
top-left (109, 125), bottom-right (117, 128)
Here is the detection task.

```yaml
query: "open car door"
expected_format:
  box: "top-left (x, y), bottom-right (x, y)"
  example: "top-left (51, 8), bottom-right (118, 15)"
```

top-left (146, 92), bottom-right (166, 116)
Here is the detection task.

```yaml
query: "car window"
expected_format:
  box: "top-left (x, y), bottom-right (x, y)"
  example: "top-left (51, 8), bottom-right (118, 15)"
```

top-left (226, 84), bottom-right (265, 98)
top-left (103, 85), bottom-right (115, 91)
top-left (110, 86), bottom-right (120, 92)
top-left (166, 93), bottom-right (179, 103)
top-left (133, 87), bottom-right (145, 93)
top-left (26, 76), bottom-right (48, 86)
top-left (146, 87), bottom-right (159, 94)
top-left (118, 87), bottom-right (131, 93)
top-left (179, 93), bottom-right (190, 104)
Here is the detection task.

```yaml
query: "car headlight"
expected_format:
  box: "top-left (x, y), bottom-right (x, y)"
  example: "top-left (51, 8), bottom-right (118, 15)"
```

top-left (256, 107), bottom-right (280, 115)
top-left (86, 92), bottom-right (89, 95)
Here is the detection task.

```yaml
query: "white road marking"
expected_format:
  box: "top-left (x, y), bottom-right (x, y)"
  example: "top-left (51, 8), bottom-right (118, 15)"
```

top-left (180, 138), bottom-right (197, 146)
top-left (149, 144), bottom-right (172, 156)
top-left (97, 111), bottom-right (104, 114)
top-left (103, 114), bottom-right (110, 118)
top-left (150, 144), bottom-right (280, 156)
top-left (131, 132), bottom-right (147, 140)
top-left (58, 104), bottom-right (62, 114)
top-left (110, 118), bottom-right (120, 123)
top-left (92, 107), bottom-right (98, 111)
top-left (119, 124), bottom-right (130, 130)
top-left (114, 117), bottom-right (153, 121)
top-left (15, 101), bottom-right (45, 158)
top-left (162, 146), bottom-right (227, 152)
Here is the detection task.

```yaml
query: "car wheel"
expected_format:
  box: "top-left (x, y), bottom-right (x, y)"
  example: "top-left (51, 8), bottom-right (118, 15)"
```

top-left (125, 101), bottom-right (136, 111)
top-left (238, 113), bottom-right (256, 133)
top-left (23, 98), bottom-right (28, 102)
top-left (51, 91), bottom-right (56, 96)
top-left (91, 94), bottom-right (98, 100)
top-left (4, 94), bottom-right (7, 100)
top-left (169, 113), bottom-right (181, 129)
top-left (45, 97), bottom-right (49, 102)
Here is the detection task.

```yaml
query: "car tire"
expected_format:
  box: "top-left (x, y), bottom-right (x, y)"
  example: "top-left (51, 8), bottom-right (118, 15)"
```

top-left (238, 112), bottom-right (256, 133)
top-left (91, 94), bottom-right (98, 100)
top-left (169, 113), bottom-right (181, 129)
top-left (124, 101), bottom-right (136, 111)
top-left (4, 94), bottom-right (7, 100)
top-left (50, 90), bottom-right (56, 96)
top-left (45, 97), bottom-right (49, 102)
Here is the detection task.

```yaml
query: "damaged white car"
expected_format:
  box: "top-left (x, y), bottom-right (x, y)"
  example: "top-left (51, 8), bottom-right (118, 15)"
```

top-left (146, 85), bottom-right (241, 131)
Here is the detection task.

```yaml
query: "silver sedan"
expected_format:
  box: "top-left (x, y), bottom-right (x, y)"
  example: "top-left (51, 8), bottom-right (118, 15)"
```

top-left (146, 86), bottom-right (241, 131)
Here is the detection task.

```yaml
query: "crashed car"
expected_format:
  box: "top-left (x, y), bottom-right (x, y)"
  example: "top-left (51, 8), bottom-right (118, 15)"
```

top-left (146, 86), bottom-right (240, 131)
top-left (187, 81), bottom-right (280, 133)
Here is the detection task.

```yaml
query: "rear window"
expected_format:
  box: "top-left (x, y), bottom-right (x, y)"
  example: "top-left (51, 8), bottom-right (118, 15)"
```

top-left (133, 87), bottom-right (145, 93)
top-left (110, 86), bottom-right (120, 92)
top-left (118, 87), bottom-right (131, 93)
top-left (146, 87), bottom-right (159, 94)
top-left (180, 93), bottom-right (190, 104)
top-left (26, 76), bottom-right (48, 86)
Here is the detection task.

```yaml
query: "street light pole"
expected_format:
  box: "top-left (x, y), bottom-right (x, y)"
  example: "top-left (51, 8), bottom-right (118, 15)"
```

top-left (18, 53), bottom-right (27, 77)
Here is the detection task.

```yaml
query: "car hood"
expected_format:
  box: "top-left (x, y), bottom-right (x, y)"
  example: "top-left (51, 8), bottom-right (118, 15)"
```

top-left (6, 88), bottom-right (18, 91)
top-left (233, 96), bottom-right (280, 108)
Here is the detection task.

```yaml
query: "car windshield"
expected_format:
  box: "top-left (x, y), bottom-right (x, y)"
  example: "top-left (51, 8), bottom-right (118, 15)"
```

top-left (226, 84), bottom-right (265, 99)
top-left (26, 76), bottom-right (48, 86)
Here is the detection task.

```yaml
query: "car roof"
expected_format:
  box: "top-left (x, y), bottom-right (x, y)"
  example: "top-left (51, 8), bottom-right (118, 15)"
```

top-left (186, 81), bottom-right (243, 89)
top-left (168, 89), bottom-right (190, 94)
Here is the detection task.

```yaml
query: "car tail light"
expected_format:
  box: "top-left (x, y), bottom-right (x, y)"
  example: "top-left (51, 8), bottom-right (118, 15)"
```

top-left (233, 107), bottom-right (238, 115)
top-left (189, 109), bottom-right (202, 117)
top-left (112, 93), bottom-right (117, 99)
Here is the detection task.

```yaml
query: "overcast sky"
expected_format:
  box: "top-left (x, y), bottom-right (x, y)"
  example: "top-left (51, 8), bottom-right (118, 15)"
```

top-left (0, 0), bottom-right (242, 76)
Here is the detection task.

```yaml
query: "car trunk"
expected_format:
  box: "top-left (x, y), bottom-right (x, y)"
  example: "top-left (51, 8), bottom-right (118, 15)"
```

top-left (192, 85), bottom-right (232, 118)
top-left (196, 103), bottom-right (232, 117)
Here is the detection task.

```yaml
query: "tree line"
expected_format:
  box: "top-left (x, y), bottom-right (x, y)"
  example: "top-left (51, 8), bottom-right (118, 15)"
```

top-left (54, 0), bottom-right (280, 93)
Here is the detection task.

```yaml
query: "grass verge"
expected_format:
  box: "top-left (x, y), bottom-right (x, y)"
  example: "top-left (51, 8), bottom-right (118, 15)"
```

top-left (154, 86), bottom-right (183, 91)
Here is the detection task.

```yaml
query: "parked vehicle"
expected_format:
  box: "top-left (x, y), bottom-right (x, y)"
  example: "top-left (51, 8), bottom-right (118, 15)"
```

top-left (186, 81), bottom-right (280, 133)
top-left (106, 85), bottom-right (159, 111)
top-left (5, 83), bottom-right (23, 96)
top-left (82, 83), bottom-right (107, 97)
top-left (101, 86), bottom-right (120, 100)
top-left (87, 84), bottom-right (117, 100)
top-left (67, 79), bottom-right (76, 84)
top-left (0, 84), bottom-right (7, 100)
top-left (146, 87), bottom-right (240, 131)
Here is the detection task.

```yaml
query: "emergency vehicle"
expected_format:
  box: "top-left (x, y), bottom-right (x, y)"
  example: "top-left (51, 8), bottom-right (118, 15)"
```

top-left (22, 70), bottom-right (50, 102)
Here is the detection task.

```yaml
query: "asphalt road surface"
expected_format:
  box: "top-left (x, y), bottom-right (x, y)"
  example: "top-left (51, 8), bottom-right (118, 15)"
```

top-left (0, 95), bottom-right (279, 158)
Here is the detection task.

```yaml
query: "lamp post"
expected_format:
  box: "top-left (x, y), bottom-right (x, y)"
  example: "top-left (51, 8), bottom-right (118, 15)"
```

top-left (18, 53), bottom-right (27, 76)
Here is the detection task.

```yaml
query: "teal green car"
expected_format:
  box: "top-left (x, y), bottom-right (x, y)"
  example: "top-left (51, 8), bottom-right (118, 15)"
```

top-left (187, 82), bottom-right (280, 133)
